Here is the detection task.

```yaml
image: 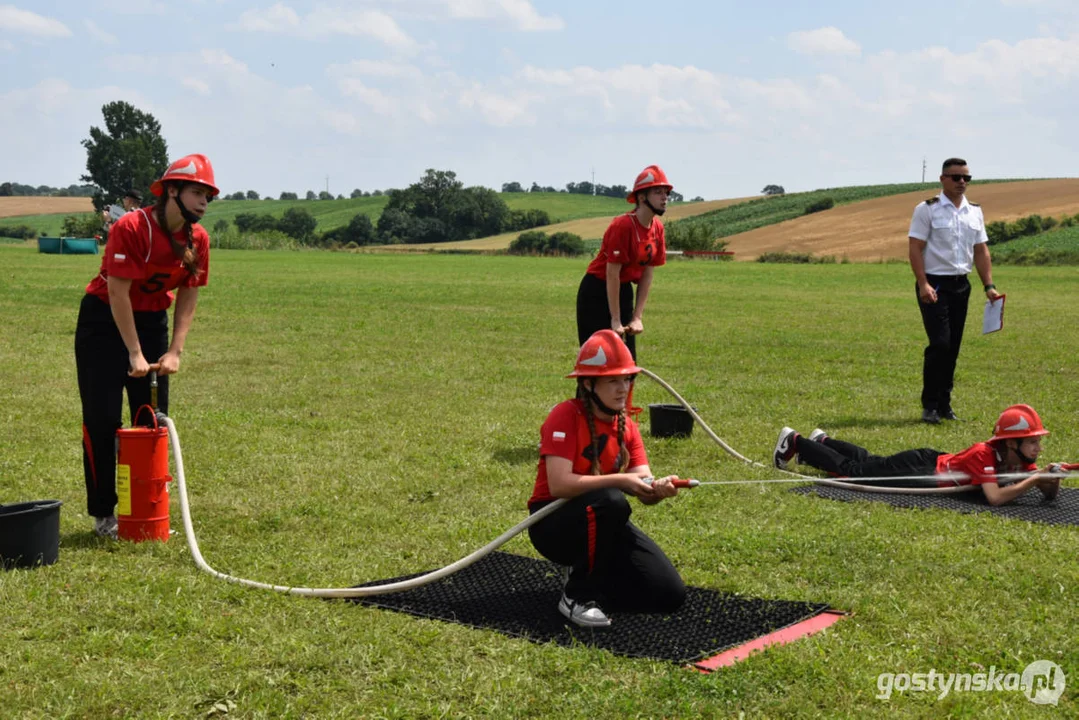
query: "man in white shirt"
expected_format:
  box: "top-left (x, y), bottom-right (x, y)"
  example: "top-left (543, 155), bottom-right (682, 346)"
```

top-left (908, 158), bottom-right (1002, 424)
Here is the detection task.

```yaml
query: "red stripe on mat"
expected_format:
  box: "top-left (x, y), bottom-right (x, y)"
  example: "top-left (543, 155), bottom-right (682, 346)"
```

top-left (693, 610), bottom-right (846, 672)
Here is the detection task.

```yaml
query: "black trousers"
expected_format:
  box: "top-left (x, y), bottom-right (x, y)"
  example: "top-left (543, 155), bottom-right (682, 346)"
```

top-left (528, 488), bottom-right (685, 613)
top-left (75, 294), bottom-right (170, 518)
top-left (796, 436), bottom-right (941, 487)
top-left (576, 273), bottom-right (636, 359)
top-left (918, 274), bottom-right (971, 412)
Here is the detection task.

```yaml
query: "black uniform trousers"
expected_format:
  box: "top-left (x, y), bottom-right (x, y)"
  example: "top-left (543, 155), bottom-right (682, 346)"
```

top-left (917, 274), bottom-right (971, 413)
top-left (528, 488), bottom-right (685, 613)
top-left (797, 436), bottom-right (942, 487)
top-left (576, 273), bottom-right (636, 359)
top-left (75, 294), bottom-right (170, 518)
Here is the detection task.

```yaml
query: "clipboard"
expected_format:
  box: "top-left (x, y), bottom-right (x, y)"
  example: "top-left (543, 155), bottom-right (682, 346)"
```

top-left (982, 294), bottom-right (1005, 334)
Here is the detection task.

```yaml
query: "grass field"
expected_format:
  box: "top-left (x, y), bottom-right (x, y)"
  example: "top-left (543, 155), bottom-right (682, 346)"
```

top-left (1, 247), bottom-right (1077, 717)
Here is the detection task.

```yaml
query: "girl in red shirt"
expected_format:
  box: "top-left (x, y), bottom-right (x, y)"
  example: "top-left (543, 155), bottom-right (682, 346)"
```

top-left (773, 404), bottom-right (1062, 505)
top-left (75, 154), bottom-right (219, 538)
top-left (575, 165), bottom-right (671, 361)
top-left (527, 330), bottom-right (686, 627)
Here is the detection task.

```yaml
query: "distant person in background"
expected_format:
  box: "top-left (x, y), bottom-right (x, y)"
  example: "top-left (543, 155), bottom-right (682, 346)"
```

top-left (101, 189), bottom-right (143, 233)
top-left (76, 156), bottom-right (218, 539)
top-left (908, 158), bottom-right (1002, 424)
top-left (576, 165), bottom-right (671, 361)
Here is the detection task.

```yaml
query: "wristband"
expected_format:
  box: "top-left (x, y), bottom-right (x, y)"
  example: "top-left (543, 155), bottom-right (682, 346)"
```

top-left (984, 283), bottom-right (996, 292)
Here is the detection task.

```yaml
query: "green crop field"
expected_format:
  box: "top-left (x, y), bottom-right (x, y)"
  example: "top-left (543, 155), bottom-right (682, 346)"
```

top-left (670, 180), bottom-right (1024, 240)
top-left (1, 246), bottom-right (1076, 717)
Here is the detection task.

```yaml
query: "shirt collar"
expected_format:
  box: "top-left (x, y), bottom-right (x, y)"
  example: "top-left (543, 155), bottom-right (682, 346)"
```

top-left (939, 192), bottom-right (970, 212)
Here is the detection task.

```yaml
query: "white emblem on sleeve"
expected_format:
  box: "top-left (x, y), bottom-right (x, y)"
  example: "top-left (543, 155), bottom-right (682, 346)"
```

top-left (553, 431), bottom-right (566, 441)
top-left (114, 253), bottom-right (126, 260)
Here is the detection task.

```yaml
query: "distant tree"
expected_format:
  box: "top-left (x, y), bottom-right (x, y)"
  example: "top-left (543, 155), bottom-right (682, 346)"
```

top-left (372, 189), bottom-right (383, 196)
top-left (504, 208), bottom-right (550, 232)
top-left (0, 182), bottom-right (11, 196)
top-left (330, 213), bottom-right (376, 246)
top-left (226, 191), bottom-right (245, 201)
top-left (669, 190), bottom-right (684, 202)
top-left (233, 212), bottom-right (277, 233)
top-left (80, 100), bottom-right (169, 212)
top-left (690, 196), bottom-right (704, 202)
top-left (376, 207), bottom-right (416, 243)
top-left (452, 186), bottom-right (508, 239)
top-left (501, 181), bottom-right (524, 193)
top-left (280, 191), bottom-right (298, 201)
top-left (530, 182), bottom-right (542, 193)
top-left (277, 207), bottom-right (318, 241)
top-left (212, 219), bottom-right (229, 235)
top-left (350, 188), bottom-right (364, 199)
top-left (318, 191), bottom-right (333, 200)
top-left (305, 191), bottom-right (316, 200)
top-left (762, 184), bottom-right (785, 196)
top-left (246, 190), bottom-right (260, 200)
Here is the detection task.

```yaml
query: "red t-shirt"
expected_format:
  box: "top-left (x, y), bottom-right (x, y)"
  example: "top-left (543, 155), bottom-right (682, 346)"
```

top-left (935, 442), bottom-right (1035, 487)
top-left (585, 212), bottom-right (666, 284)
top-left (529, 399), bottom-right (648, 506)
top-left (85, 209), bottom-right (210, 311)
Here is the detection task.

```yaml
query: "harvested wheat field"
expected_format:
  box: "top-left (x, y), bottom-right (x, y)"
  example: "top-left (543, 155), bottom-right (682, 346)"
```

top-left (0, 197), bottom-right (94, 218)
top-left (391, 197), bottom-right (754, 251)
top-left (726, 179), bottom-right (1079, 261)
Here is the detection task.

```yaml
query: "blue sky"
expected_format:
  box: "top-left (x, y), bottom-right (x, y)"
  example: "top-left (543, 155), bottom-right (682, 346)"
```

top-left (3, 1), bottom-right (1079, 199)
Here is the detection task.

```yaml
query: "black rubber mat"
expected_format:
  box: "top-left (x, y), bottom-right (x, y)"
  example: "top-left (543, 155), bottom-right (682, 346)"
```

top-left (350, 551), bottom-right (829, 665)
top-left (791, 485), bottom-right (1079, 526)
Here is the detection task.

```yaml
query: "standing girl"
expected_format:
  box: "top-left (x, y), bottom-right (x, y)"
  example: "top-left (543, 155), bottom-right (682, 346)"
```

top-left (575, 165), bottom-right (672, 361)
top-left (527, 330), bottom-right (686, 627)
top-left (75, 154), bottom-right (219, 538)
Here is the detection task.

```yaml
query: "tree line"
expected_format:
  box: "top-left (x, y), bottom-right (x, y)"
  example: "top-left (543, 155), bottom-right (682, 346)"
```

top-left (0, 182), bottom-right (97, 197)
top-left (501, 180), bottom-right (687, 202)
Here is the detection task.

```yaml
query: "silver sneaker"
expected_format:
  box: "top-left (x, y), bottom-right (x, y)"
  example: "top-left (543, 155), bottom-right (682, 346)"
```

top-left (809, 428), bottom-right (828, 443)
top-left (558, 593), bottom-right (611, 628)
top-left (93, 515), bottom-right (118, 540)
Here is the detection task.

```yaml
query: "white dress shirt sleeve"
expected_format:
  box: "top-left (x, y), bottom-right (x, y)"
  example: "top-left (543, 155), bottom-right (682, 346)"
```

top-left (908, 202), bottom-right (931, 241)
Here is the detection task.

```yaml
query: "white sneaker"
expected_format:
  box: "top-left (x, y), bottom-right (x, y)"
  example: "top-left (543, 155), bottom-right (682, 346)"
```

top-left (773, 427), bottom-right (799, 470)
top-left (809, 428), bottom-right (828, 443)
top-left (558, 593), bottom-right (611, 628)
top-left (93, 515), bottom-right (118, 540)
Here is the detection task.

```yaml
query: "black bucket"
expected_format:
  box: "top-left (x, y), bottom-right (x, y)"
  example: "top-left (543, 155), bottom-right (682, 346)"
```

top-left (648, 404), bottom-right (696, 438)
top-left (0, 500), bottom-right (62, 570)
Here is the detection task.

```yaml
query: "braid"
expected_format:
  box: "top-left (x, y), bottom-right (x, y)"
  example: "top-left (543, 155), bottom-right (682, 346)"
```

top-left (577, 381), bottom-right (602, 475)
top-left (616, 410), bottom-right (629, 472)
top-left (156, 182), bottom-right (201, 277)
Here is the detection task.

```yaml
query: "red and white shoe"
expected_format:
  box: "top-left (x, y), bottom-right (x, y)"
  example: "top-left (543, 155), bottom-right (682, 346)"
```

top-left (773, 427), bottom-right (799, 469)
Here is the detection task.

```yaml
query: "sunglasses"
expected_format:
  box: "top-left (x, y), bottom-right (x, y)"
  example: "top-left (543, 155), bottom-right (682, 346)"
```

top-left (945, 174), bottom-right (972, 183)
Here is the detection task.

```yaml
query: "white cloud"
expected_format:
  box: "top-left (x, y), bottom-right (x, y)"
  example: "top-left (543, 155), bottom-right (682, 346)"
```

top-left (236, 3), bottom-right (419, 52)
top-left (0, 5), bottom-right (71, 37)
top-left (84, 19), bottom-right (117, 45)
top-left (440, 0), bottom-right (564, 31)
top-left (327, 60), bottom-right (424, 81)
top-left (457, 84), bottom-right (534, 125)
top-left (788, 27), bottom-right (860, 56)
top-left (181, 77), bottom-right (210, 95)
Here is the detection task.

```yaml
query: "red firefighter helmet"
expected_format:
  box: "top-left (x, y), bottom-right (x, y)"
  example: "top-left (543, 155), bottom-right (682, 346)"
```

top-left (990, 404), bottom-right (1049, 442)
top-left (567, 330), bottom-right (643, 378)
top-left (150, 154), bottom-right (220, 197)
top-left (626, 164), bottom-right (673, 204)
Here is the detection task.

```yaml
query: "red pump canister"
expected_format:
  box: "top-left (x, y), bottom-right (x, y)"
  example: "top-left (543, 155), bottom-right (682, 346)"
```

top-left (115, 406), bottom-right (171, 542)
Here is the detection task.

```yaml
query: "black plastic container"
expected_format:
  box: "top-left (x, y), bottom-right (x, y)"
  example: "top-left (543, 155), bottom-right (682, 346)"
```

top-left (0, 500), bottom-right (62, 570)
top-left (648, 404), bottom-right (696, 438)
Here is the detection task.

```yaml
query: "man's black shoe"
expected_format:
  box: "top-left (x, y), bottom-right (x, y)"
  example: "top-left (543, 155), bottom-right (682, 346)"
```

top-left (922, 409), bottom-right (941, 424)
top-left (940, 409), bottom-right (960, 421)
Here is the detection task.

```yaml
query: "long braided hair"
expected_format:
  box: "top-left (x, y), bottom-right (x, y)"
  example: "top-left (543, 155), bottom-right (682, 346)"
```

top-left (154, 182), bottom-right (200, 277)
top-left (577, 378), bottom-right (630, 475)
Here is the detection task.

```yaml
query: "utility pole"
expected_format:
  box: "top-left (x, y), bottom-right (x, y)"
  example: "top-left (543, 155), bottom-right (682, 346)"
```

top-left (326, 175), bottom-right (329, 195)
top-left (591, 166), bottom-right (595, 196)
top-left (921, 158), bottom-right (926, 183)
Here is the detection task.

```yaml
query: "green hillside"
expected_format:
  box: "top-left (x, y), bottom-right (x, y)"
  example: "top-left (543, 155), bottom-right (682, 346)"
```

top-left (0, 192), bottom-right (634, 238)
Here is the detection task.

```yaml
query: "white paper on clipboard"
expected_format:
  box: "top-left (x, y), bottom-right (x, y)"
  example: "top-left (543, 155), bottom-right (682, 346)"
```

top-left (982, 295), bottom-right (1005, 334)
